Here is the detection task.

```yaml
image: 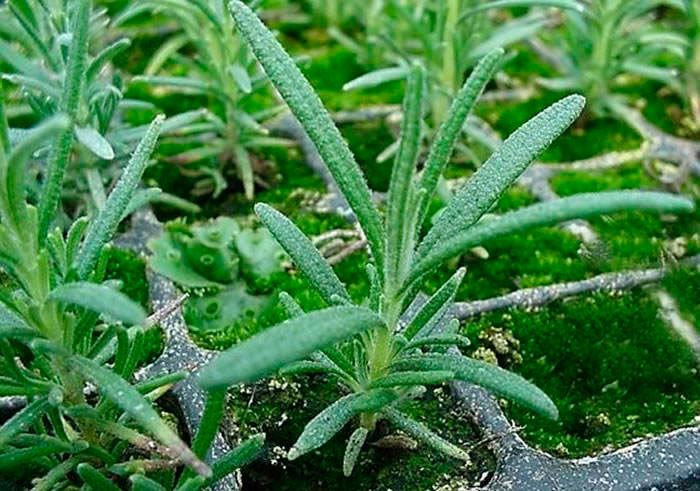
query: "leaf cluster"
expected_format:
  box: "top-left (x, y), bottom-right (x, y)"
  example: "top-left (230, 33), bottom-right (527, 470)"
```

top-left (117, 0), bottom-right (287, 199)
top-left (199, 0), bottom-right (695, 475)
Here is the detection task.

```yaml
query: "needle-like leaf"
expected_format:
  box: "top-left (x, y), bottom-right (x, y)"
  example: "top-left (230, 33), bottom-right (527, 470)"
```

top-left (418, 94), bottom-right (586, 256)
top-left (229, 0), bottom-right (385, 277)
top-left (200, 306), bottom-right (384, 390)
top-left (255, 203), bottom-right (350, 305)
top-left (407, 191), bottom-right (695, 288)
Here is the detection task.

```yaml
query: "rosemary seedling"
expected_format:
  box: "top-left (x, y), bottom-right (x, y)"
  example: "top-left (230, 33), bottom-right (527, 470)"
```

top-left (200, 1), bottom-right (694, 474)
top-left (118, 0), bottom-right (288, 198)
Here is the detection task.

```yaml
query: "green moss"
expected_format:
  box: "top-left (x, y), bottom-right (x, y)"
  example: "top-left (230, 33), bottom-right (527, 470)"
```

top-left (230, 376), bottom-right (493, 490)
top-left (297, 45), bottom-right (403, 111)
top-left (104, 248), bottom-right (149, 308)
top-left (464, 286), bottom-right (700, 457)
top-left (103, 248), bottom-right (164, 365)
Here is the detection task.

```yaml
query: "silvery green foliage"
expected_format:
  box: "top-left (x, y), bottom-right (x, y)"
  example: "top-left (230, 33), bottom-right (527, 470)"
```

top-left (0, 89), bottom-right (263, 487)
top-left (682, 0), bottom-right (700, 126)
top-left (0, 0), bottom-right (204, 229)
top-left (342, 0), bottom-right (582, 140)
top-left (116, 0), bottom-right (286, 198)
top-left (535, 0), bottom-right (687, 114)
top-left (199, 1), bottom-right (695, 474)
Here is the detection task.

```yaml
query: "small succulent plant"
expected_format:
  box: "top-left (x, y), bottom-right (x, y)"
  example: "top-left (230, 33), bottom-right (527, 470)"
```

top-left (148, 217), bottom-right (285, 289)
top-left (199, 1), bottom-right (694, 476)
top-left (149, 217), bottom-right (285, 334)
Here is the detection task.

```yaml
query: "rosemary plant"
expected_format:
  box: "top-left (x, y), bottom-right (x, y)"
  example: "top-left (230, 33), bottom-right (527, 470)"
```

top-left (119, 0), bottom-right (287, 199)
top-left (200, 1), bottom-right (695, 474)
top-left (343, 0), bottom-right (581, 122)
top-left (0, 0), bottom-right (204, 222)
top-left (0, 91), bottom-right (262, 487)
top-left (535, 0), bottom-right (686, 115)
top-left (682, 0), bottom-right (700, 128)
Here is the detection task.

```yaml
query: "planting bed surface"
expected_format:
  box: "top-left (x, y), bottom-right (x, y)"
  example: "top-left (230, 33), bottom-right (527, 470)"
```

top-left (99, 30), bottom-right (700, 487)
top-left (3, 2), bottom-right (700, 487)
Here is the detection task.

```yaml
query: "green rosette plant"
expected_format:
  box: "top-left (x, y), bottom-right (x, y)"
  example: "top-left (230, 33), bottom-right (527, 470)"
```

top-left (199, 1), bottom-right (695, 475)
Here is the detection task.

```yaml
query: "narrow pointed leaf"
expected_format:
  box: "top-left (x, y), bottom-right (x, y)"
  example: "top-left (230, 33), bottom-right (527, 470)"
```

top-left (37, 0), bottom-right (90, 242)
top-left (6, 115), bottom-right (70, 228)
top-left (402, 334), bottom-right (471, 352)
top-left (0, 396), bottom-right (50, 447)
top-left (370, 370), bottom-right (455, 388)
top-left (409, 191), bottom-right (695, 287)
top-left (393, 354), bottom-right (558, 419)
top-left (343, 66), bottom-right (410, 91)
top-left (405, 267), bottom-right (465, 339)
top-left (69, 355), bottom-right (211, 477)
top-left (343, 427), bottom-right (368, 477)
top-left (419, 95), bottom-right (585, 255)
top-left (229, 1), bottom-right (385, 276)
top-left (200, 306), bottom-right (384, 390)
top-left (415, 49), bottom-right (503, 229)
top-left (77, 463), bottom-right (121, 491)
top-left (255, 203), bottom-right (349, 304)
top-left (76, 115), bottom-right (163, 279)
top-left (210, 433), bottom-right (265, 482)
top-left (288, 389), bottom-right (397, 460)
top-left (382, 407), bottom-right (469, 460)
top-left (49, 282), bottom-right (146, 325)
top-left (385, 64), bottom-right (424, 283)
top-left (177, 389), bottom-right (226, 486)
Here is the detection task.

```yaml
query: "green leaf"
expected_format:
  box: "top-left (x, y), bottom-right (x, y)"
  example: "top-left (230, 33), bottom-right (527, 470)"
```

top-left (288, 389), bottom-right (398, 460)
top-left (382, 407), bottom-right (469, 461)
top-left (49, 282), bottom-right (146, 325)
top-left (228, 64), bottom-right (253, 93)
top-left (0, 436), bottom-right (73, 472)
top-left (415, 49), bottom-right (503, 230)
top-left (255, 203), bottom-right (349, 305)
top-left (0, 396), bottom-right (50, 447)
top-left (75, 115), bottom-right (163, 279)
top-left (77, 463), bottom-right (121, 491)
top-left (279, 360), bottom-right (337, 376)
top-left (370, 370), bottom-right (455, 388)
top-left (200, 306), bottom-right (384, 390)
top-left (229, 0), bottom-right (385, 277)
top-left (37, 0), bottom-right (91, 242)
top-left (75, 126), bottom-right (115, 160)
top-left (69, 355), bottom-right (211, 477)
top-left (86, 38), bottom-right (132, 84)
top-left (177, 389), bottom-right (227, 487)
top-left (129, 474), bottom-right (167, 491)
top-left (4, 115), bottom-right (70, 229)
top-left (210, 433), bottom-right (265, 483)
top-left (385, 64), bottom-right (425, 285)
top-left (342, 66), bottom-right (410, 91)
top-left (402, 334), bottom-right (471, 352)
top-left (418, 95), bottom-right (585, 256)
top-left (393, 354), bottom-right (558, 419)
top-left (343, 427), bottom-right (368, 477)
top-left (409, 191), bottom-right (695, 286)
top-left (404, 267), bottom-right (465, 338)
top-left (460, 0), bottom-right (586, 17)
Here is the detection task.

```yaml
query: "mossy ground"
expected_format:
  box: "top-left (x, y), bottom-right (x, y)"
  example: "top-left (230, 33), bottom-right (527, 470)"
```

top-left (101, 26), bottom-right (700, 487)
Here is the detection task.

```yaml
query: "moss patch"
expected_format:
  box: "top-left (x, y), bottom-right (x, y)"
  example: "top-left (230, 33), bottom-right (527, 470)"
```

top-left (464, 283), bottom-right (700, 457)
top-left (230, 376), bottom-right (494, 490)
